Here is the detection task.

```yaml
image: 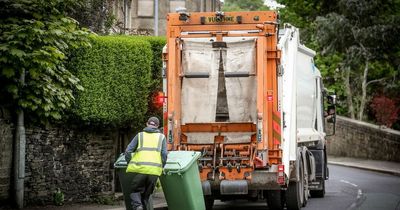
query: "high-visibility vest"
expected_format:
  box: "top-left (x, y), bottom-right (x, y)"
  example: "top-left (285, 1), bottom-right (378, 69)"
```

top-left (126, 132), bottom-right (164, 176)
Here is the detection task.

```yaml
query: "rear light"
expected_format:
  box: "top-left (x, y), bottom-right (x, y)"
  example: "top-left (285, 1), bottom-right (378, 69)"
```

top-left (153, 91), bottom-right (166, 108)
top-left (277, 164), bottom-right (285, 185)
top-left (267, 94), bottom-right (273, 101)
top-left (254, 157), bottom-right (263, 168)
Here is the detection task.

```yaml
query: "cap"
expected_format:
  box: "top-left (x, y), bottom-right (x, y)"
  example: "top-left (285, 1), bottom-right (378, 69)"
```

top-left (147, 117), bottom-right (160, 128)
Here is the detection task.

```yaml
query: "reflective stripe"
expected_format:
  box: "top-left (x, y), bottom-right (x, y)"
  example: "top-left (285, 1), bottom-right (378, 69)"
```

top-left (139, 132), bottom-right (144, 148)
top-left (137, 147), bottom-right (159, 152)
top-left (156, 134), bottom-right (164, 152)
top-left (272, 111), bottom-right (281, 145)
top-left (129, 161), bottom-right (162, 167)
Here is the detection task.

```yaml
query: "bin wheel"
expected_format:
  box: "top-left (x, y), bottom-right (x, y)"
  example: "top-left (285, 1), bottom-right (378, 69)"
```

top-left (205, 196), bottom-right (214, 210)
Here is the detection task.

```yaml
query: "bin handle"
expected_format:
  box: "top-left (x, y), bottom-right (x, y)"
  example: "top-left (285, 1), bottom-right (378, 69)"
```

top-left (164, 161), bottom-right (183, 175)
top-left (166, 161), bottom-right (181, 168)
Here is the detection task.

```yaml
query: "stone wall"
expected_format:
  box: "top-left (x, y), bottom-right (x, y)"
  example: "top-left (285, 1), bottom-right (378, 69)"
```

top-left (24, 126), bottom-right (118, 205)
top-left (326, 116), bottom-right (400, 162)
top-left (0, 108), bottom-right (14, 202)
top-left (0, 107), bottom-right (127, 206)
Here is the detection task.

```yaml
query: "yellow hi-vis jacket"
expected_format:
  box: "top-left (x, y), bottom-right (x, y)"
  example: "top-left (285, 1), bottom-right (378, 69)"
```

top-left (126, 132), bottom-right (164, 176)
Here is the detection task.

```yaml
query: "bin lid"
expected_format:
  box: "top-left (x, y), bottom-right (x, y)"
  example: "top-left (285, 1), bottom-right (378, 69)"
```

top-left (164, 151), bottom-right (201, 173)
top-left (114, 153), bottom-right (128, 168)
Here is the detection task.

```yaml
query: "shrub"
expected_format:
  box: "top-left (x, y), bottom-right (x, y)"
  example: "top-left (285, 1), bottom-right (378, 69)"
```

top-left (140, 37), bottom-right (166, 88)
top-left (106, 36), bottom-right (166, 126)
top-left (108, 36), bottom-right (166, 88)
top-left (139, 37), bottom-right (166, 124)
top-left (370, 95), bottom-right (399, 128)
top-left (69, 36), bottom-right (153, 127)
top-left (53, 188), bottom-right (64, 206)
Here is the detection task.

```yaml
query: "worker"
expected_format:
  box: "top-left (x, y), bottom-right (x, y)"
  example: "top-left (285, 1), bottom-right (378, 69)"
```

top-left (125, 116), bottom-right (167, 210)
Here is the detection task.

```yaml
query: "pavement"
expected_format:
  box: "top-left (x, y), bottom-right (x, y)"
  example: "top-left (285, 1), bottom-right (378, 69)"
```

top-left (5, 156), bottom-right (399, 210)
top-left (328, 156), bottom-right (400, 176)
top-left (11, 193), bottom-right (168, 210)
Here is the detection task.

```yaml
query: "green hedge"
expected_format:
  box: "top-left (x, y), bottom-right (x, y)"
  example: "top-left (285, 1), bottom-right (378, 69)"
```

top-left (109, 36), bottom-right (166, 88)
top-left (138, 37), bottom-right (166, 125)
top-left (69, 36), bottom-right (156, 126)
top-left (103, 36), bottom-right (166, 126)
top-left (141, 37), bottom-right (166, 89)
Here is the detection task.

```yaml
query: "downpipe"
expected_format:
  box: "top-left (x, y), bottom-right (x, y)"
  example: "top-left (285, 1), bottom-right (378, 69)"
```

top-left (14, 70), bottom-right (26, 209)
top-left (14, 110), bottom-right (25, 208)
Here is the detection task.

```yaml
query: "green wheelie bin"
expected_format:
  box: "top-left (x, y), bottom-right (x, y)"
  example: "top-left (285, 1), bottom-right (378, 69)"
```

top-left (160, 151), bottom-right (205, 210)
top-left (114, 153), bottom-right (154, 210)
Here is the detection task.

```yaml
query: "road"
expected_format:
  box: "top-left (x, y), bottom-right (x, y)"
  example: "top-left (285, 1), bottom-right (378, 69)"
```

top-left (14, 164), bottom-right (400, 210)
top-left (211, 164), bottom-right (400, 210)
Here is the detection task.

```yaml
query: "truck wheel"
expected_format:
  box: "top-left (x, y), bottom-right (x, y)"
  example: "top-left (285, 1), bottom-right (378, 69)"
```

top-left (310, 180), bottom-right (325, 198)
top-left (302, 165), bottom-right (309, 207)
top-left (265, 190), bottom-right (284, 210)
top-left (286, 162), bottom-right (304, 210)
top-left (204, 196), bottom-right (214, 210)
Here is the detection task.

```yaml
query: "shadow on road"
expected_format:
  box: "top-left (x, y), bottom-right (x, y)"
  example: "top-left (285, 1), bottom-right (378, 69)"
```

top-left (154, 199), bottom-right (269, 210)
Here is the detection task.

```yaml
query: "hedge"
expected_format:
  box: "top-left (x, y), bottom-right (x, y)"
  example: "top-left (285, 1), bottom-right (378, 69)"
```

top-left (112, 36), bottom-right (167, 127)
top-left (103, 36), bottom-right (167, 126)
top-left (68, 36), bottom-right (161, 127)
top-left (138, 37), bottom-right (166, 124)
top-left (141, 36), bottom-right (166, 89)
top-left (109, 36), bottom-right (166, 88)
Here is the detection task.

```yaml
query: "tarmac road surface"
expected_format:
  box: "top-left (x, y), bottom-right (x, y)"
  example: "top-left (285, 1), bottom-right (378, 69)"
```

top-left (212, 164), bottom-right (400, 210)
top-left (11, 164), bottom-right (400, 210)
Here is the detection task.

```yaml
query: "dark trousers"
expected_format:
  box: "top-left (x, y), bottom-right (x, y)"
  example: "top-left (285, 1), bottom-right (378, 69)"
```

top-left (130, 173), bottom-right (158, 210)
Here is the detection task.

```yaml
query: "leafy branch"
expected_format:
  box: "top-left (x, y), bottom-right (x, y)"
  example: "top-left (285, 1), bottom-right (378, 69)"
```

top-left (0, 0), bottom-right (91, 121)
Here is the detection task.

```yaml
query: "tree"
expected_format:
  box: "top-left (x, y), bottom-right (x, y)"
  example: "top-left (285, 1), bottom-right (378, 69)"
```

top-left (0, 0), bottom-right (91, 121)
top-left (67, 0), bottom-right (116, 34)
top-left (315, 0), bottom-right (400, 120)
top-left (0, 0), bottom-right (90, 208)
top-left (278, 0), bottom-right (400, 126)
top-left (277, 0), bottom-right (339, 45)
top-left (223, 0), bottom-right (269, 11)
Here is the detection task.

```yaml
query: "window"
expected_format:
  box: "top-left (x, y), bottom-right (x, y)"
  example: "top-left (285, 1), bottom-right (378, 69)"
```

top-left (138, 0), bottom-right (154, 17)
top-left (170, 0), bottom-right (186, 13)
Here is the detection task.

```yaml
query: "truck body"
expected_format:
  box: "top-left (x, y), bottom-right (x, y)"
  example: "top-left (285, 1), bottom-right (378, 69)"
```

top-left (161, 10), bottom-right (335, 210)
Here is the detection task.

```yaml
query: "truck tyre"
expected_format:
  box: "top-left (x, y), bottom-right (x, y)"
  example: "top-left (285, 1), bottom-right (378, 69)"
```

top-left (310, 180), bottom-right (325, 198)
top-left (286, 161), bottom-right (304, 210)
top-left (302, 184), bottom-right (308, 207)
top-left (265, 190), bottom-right (284, 210)
top-left (302, 161), bottom-right (309, 207)
top-left (205, 196), bottom-right (214, 210)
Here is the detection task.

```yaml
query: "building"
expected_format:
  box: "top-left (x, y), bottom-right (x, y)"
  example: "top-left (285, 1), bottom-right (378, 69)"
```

top-left (111, 0), bottom-right (222, 36)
